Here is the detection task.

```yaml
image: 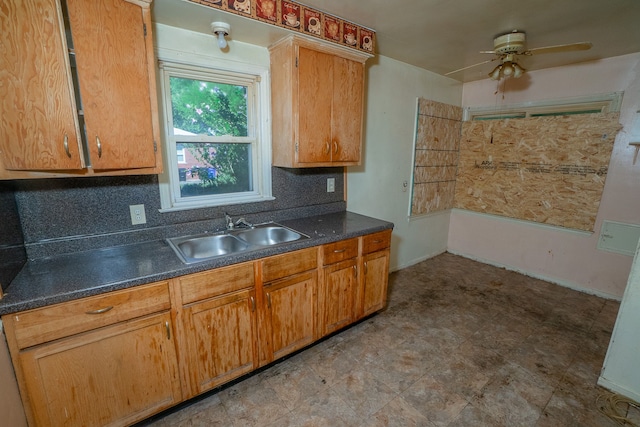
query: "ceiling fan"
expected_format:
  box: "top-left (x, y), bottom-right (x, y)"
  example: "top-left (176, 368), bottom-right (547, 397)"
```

top-left (446, 30), bottom-right (592, 80)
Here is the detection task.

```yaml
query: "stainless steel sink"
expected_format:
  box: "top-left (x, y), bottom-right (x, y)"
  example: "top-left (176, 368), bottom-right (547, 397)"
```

top-left (169, 234), bottom-right (250, 263)
top-left (235, 226), bottom-right (303, 246)
top-left (167, 223), bottom-right (309, 264)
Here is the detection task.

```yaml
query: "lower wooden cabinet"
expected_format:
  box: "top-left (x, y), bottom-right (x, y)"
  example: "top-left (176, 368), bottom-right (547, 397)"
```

top-left (261, 270), bottom-right (317, 363)
top-left (15, 312), bottom-right (181, 427)
top-left (360, 249), bottom-right (390, 318)
top-left (257, 247), bottom-right (318, 366)
top-left (357, 230), bottom-right (392, 319)
top-left (2, 230), bottom-right (391, 426)
top-left (181, 288), bottom-right (257, 396)
top-left (319, 238), bottom-right (359, 337)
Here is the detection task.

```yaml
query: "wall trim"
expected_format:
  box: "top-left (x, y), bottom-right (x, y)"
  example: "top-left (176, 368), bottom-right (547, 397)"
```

top-left (447, 249), bottom-right (622, 301)
top-left (391, 249), bottom-right (447, 273)
top-left (597, 377), bottom-right (640, 403)
top-left (450, 208), bottom-right (593, 237)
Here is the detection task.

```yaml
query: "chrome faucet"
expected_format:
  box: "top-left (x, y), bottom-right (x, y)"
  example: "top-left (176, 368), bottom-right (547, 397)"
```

top-left (235, 217), bottom-right (254, 229)
top-left (225, 213), bottom-right (253, 230)
top-left (224, 212), bottom-right (234, 230)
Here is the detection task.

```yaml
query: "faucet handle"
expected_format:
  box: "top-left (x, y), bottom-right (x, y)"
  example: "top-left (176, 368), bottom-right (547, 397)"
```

top-left (224, 212), bottom-right (234, 229)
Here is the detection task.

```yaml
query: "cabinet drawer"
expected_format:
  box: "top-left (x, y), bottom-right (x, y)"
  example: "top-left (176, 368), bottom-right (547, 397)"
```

top-left (261, 247), bottom-right (317, 283)
top-left (179, 261), bottom-right (255, 305)
top-left (10, 281), bottom-right (170, 349)
top-left (362, 230), bottom-right (392, 255)
top-left (323, 238), bottom-right (358, 265)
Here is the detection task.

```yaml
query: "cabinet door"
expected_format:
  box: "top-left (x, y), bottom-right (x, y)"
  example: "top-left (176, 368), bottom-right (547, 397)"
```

top-left (19, 312), bottom-right (181, 427)
top-left (182, 289), bottom-right (257, 396)
top-left (297, 47), bottom-right (333, 164)
top-left (67, 0), bottom-right (157, 170)
top-left (331, 56), bottom-right (363, 163)
top-left (0, 0), bottom-right (83, 171)
top-left (360, 249), bottom-right (390, 318)
top-left (262, 271), bottom-right (317, 363)
top-left (321, 259), bottom-right (357, 336)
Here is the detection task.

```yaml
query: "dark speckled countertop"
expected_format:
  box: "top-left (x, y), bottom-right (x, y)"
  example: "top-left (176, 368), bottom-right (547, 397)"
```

top-left (0, 211), bottom-right (393, 316)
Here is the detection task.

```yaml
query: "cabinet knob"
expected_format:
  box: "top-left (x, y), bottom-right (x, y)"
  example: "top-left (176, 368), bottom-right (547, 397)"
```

top-left (96, 136), bottom-right (102, 158)
top-left (63, 134), bottom-right (72, 158)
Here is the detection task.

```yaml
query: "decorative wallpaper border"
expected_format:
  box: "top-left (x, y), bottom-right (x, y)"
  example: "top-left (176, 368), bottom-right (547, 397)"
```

top-left (188, 0), bottom-right (376, 54)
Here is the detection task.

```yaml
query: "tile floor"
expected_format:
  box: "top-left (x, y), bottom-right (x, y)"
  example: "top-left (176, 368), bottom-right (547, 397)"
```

top-left (141, 253), bottom-right (624, 427)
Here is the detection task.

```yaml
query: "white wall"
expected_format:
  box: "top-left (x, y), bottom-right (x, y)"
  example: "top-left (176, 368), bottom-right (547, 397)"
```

top-left (347, 55), bottom-right (463, 271)
top-left (449, 53), bottom-right (640, 298)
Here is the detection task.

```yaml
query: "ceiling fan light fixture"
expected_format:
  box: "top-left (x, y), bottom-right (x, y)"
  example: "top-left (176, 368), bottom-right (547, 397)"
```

top-left (512, 62), bottom-right (525, 78)
top-left (488, 61), bottom-right (525, 81)
top-left (489, 64), bottom-right (502, 80)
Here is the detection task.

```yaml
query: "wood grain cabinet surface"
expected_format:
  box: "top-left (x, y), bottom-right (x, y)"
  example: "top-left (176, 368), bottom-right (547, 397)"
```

top-left (2, 281), bottom-right (181, 427)
top-left (0, 0), bottom-right (162, 179)
top-left (358, 230), bottom-right (392, 319)
top-left (269, 35), bottom-right (369, 167)
top-left (319, 238), bottom-right (359, 337)
top-left (1, 232), bottom-right (391, 426)
top-left (257, 247), bottom-right (318, 366)
top-left (174, 262), bottom-right (258, 398)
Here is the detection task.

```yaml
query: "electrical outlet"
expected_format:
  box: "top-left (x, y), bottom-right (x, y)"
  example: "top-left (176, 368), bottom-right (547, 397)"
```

top-left (129, 204), bottom-right (147, 225)
top-left (327, 178), bottom-right (335, 193)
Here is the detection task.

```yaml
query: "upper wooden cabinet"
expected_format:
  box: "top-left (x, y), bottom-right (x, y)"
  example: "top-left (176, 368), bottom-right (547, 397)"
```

top-left (269, 36), bottom-right (369, 168)
top-left (0, 0), bottom-right (162, 179)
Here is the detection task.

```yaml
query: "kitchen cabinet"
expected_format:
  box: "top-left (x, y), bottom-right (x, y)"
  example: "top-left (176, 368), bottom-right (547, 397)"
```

top-left (319, 238), bottom-right (359, 337)
top-left (175, 262), bottom-right (257, 398)
top-left (1, 228), bottom-right (391, 426)
top-left (0, 0), bottom-right (162, 180)
top-left (357, 230), bottom-right (392, 319)
top-left (257, 247), bottom-right (318, 366)
top-left (1, 281), bottom-right (181, 427)
top-left (269, 35), bottom-right (369, 167)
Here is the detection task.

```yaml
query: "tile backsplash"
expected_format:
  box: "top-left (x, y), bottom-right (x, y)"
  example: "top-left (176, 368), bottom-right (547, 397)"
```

top-left (0, 183), bottom-right (26, 291)
top-left (13, 166), bottom-right (345, 259)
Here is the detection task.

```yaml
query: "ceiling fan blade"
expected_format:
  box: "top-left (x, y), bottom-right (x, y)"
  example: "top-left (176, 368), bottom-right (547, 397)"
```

top-left (445, 58), bottom-right (499, 76)
top-left (479, 50), bottom-right (498, 54)
top-left (525, 42), bottom-right (592, 55)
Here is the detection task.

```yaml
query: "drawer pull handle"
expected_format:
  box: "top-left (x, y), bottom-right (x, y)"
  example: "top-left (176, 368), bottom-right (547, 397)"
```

top-left (96, 136), bottom-right (102, 158)
top-left (325, 141), bottom-right (330, 154)
top-left (333, 141), bottom-right (338, 154)
top-left (372, 239), bottom-right (383, 243)
top-left (165, 321), bottom-right (171, 340)
top-left (250, 296), bottom-right (256, 312)
top-left (353, 265), bottom-right (357, 276)
top-left (63, 134), bottom-right (71, 158)
top-left (85, 306), bottom-right (113, 315)
top-left (333, 249), bottom-right (346, 253)
top-left (364, 261), bottom-right (368, 275)
top-left (266, 293), bottom-right (272, 309)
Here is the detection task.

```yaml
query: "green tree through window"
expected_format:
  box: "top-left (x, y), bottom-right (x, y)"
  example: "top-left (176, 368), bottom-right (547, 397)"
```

top-left (169, 77), bottom-right (252, 197)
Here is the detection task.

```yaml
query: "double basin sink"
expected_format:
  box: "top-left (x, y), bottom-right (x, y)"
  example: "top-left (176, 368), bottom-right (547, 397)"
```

top-left (167, 223), bottom-right (309, 264)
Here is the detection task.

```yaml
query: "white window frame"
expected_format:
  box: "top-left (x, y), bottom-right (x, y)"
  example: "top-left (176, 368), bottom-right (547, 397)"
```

top-left (464, 92), bottom-right (623, 121)
top-left (157, 60), bottom-right (273, 212)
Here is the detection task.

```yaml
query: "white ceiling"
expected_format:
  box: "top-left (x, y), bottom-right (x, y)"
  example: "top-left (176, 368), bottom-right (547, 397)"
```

top-left (152, 0), bottom-right (640, 82)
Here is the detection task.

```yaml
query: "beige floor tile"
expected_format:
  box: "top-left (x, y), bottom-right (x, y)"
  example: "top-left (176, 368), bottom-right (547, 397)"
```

top-left (139, 253), bottom-right (623, 427)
